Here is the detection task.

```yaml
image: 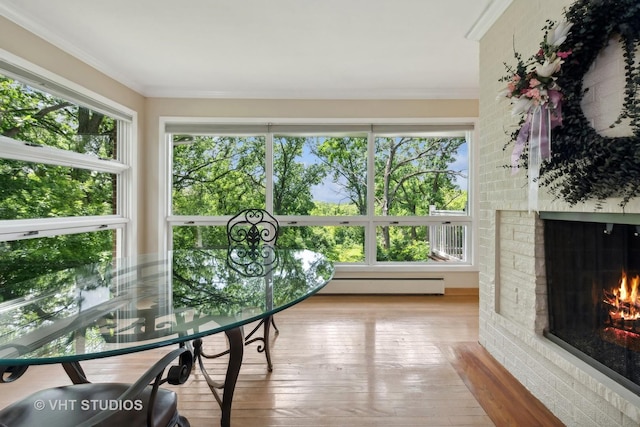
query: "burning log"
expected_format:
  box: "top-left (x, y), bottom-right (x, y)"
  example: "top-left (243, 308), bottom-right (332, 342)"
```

top-left (600, 271), bottom-right (640, 344)
top-left (599, 327), bottom-right (640, 352)
top-left (603, 271), bottom-right (640, 322)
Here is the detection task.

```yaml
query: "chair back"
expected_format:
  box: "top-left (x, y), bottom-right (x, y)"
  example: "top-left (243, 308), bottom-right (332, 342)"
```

top-left (226, 208), bottom-right (279, 276)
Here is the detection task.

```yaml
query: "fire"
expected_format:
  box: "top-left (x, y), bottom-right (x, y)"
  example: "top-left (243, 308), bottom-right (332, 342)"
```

top-left (607, 271), bottom-right (640, 321)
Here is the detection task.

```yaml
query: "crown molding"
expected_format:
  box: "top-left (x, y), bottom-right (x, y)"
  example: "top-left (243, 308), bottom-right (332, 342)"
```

top-left (142, 87), bottom-right (479, 100)
top-left (0, 2), bottom-right (146, 94)
top-left (465, 0), bottom-right (513, 41)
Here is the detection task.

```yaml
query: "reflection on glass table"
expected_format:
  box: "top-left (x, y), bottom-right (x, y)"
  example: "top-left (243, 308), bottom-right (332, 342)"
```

top-left (0, 249), bottom-right (334, 427)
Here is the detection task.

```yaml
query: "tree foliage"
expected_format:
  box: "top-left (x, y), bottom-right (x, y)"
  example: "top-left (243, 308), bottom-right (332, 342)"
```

top-left (172, 133), bottom-right (467, 262)
top-left (0, 75), bottom-right (116, 299)
top-left (313, 137), bottom-right (368, 214)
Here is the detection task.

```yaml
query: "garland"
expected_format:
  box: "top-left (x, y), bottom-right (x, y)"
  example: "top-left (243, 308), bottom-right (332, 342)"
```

top-left (500, 0), bottom-right (640, 208)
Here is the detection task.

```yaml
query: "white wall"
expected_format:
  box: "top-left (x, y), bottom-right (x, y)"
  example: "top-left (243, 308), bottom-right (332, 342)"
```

top-left (479, 0), bottom-right (640, 425)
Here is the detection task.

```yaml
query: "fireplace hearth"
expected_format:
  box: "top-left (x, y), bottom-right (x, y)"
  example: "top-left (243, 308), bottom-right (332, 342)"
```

top-left (542, 212), bottom-right (640, 395)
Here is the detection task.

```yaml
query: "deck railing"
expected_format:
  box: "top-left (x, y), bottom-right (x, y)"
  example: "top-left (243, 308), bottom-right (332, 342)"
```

top-left (429, 205), bottom-right (466, 262)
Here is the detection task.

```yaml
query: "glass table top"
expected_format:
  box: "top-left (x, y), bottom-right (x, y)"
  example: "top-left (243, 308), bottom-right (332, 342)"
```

top-left (0, 249), bottom-right (334, 365)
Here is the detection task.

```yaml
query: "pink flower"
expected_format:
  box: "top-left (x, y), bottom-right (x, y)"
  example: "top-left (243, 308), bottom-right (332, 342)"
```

top-left (529, 78), bottom-right (541, 87)
top-left (557, 50), bottom-right (572, 59)
top-left (525, 88), bottom-right (541, 100)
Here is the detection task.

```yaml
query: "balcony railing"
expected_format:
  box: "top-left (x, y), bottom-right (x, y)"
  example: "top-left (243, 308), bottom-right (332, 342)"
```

top-left (429, 205), bottom-right (466, 262)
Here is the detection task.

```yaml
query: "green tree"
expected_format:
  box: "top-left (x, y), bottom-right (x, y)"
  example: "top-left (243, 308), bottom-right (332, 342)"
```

top-left (172, 135), bottom-right (329, 249)
top-left (172, 135), bottom-right (265, 248)
top-left (172, 135), bottom-right (265, 216)
top-left (273, 136), bottom-right (326, 215)
top-left (312, 137), bottom-right (367, 214)
top-left (0, 75), bottom-right (117, 297)
top-left (375, 137), bottom-right (466, 251)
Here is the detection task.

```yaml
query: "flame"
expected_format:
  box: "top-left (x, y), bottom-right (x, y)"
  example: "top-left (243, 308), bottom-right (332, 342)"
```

top-left (607, 270), bottom-right (640, 321)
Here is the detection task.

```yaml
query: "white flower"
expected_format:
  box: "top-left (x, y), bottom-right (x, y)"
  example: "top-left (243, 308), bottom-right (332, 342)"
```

top-left (497, 87), bottom-right (512, 100)
top-left (536, 56), bottom-right (563, 78)
top-left (512, 97), bottom-right (534, 116)
top-left (547, 21), bottom-right (573, 47)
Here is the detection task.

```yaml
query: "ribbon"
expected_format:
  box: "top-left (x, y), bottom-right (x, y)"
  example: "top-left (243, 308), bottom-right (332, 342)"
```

top-left (527, 105), bottom-right (550, 212)
top-left (511, 115), bottom-right (531, 174)
top-left (548, 90), bottom-right (563, 129)
top-left (511, 91), bottom-right (563, 211)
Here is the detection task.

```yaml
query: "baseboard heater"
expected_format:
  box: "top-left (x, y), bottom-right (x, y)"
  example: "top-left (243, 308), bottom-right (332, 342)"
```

top-left (320, 278), bottom-right (445, 294)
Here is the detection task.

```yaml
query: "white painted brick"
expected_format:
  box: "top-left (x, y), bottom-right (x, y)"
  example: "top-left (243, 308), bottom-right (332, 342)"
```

top-left (479, 1), bottom-right (640, 425)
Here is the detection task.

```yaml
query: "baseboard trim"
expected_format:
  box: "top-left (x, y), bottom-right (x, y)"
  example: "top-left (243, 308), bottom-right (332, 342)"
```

top-left (445, 288), bottom-right (479, 296)
top-left (321, 278), bottom-right (445, 294)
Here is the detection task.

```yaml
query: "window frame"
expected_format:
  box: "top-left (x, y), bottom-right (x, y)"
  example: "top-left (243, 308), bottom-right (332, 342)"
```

top-left (0, 52), bottom-right (137, 257)
top-left (161, 118), bottom-right (476, 272)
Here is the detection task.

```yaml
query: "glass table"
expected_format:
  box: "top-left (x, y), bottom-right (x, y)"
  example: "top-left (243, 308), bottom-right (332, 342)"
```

top-left (0, 249), bottom-right (334, 427)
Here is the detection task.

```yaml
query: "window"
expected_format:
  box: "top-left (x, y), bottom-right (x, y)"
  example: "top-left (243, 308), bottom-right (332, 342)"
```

top-left (166, 123), bottom-right (472, 267)
top-left (172, 134), bottom-right (265, 216)
top-left (0, 59), bottom-right (135, 296)
top-left (272, 133), bottom-right (368, 215)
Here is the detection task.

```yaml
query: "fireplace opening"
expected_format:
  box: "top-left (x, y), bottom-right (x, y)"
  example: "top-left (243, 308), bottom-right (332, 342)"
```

top-left (542, 213), bottom-right (640, 394)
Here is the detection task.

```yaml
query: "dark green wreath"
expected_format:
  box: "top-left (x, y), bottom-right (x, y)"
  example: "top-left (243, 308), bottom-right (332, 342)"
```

top-left (514, 0), bottom-right (640, 207)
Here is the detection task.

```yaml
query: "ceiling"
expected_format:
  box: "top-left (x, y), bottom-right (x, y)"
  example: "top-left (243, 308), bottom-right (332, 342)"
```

top-left (0, 0), bottom-right (509, 99)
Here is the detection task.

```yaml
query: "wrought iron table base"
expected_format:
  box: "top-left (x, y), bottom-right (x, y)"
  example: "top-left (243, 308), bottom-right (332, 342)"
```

top-left (193, 327), bottom-right (244, 427)
top-left (201, 315), bottom-right (278, 372)
top-left (244, 315), bottom-right (278, 372)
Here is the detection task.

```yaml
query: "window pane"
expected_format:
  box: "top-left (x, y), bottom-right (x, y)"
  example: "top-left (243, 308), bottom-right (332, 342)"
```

top-left (279, 226), bottom-right (365, 263)
top-left (273, 135), bottom-right (367, 215)
top-left (167, 126), bottom-right (474, 267)
top-left (172, 135), bottom-right (265, 216)
top-left (0, 159), bottom-right (116, 220)
top-left (0, 74), bottom-right (117, 159)
top-left (376, 224), bottom-right (467, 262)
top-left (374, 136), bottom-right (468, 216)
top-left (172, 225), bottom-right (227, 249)
top-left (173, 225), bottom-right (365, 263)
top-left (0, 230), bottom-right (115, 300)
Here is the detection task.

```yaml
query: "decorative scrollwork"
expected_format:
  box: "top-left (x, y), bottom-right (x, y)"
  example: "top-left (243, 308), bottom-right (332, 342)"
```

top-left (0, 344), bottom-right (29, 383)
top-left (167, 349), bottom-right (193, 385)
top-left (226, 209), bottom-right (279, 277)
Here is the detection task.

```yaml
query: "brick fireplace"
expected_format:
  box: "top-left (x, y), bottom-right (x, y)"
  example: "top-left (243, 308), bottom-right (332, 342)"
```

top-left (479, 0), bottom-right (640, 425)
top-left (480, 209), bottom-right (640, 426)
top-left (543, 213), bottom-right (640, 395)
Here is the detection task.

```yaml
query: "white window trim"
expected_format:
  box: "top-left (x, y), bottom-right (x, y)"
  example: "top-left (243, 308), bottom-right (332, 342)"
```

top-left (0, 50), bottom-right (138, 257)
top-left (0, 135), bottom-right (129, 173)
top-left (0, 216), bottom-right (127, 242)
top-left (159, 117), bottom-right (478, 271)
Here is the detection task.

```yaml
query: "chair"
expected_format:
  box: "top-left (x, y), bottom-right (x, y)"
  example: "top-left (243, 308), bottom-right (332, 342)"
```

top-left (226, 208), bottom-right (280, 278)
top-left (226, 208), bottom-right (280, 366)
top-left (196, 208), bottom-right (280, 372)
top-left (0, 347), bottom-right (192, 427)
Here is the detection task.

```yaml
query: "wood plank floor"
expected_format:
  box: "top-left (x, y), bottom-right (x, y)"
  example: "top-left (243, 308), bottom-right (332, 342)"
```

top-left (0, 295), bottom-right (564, 426)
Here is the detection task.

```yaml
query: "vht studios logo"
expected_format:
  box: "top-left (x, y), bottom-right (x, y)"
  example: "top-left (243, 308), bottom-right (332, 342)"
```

top-left (33, 399), bottom-right (143, 411)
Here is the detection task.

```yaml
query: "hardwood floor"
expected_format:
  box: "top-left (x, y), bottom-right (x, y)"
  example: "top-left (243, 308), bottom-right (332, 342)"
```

top-left (0, 295), bottom-right (564, 426)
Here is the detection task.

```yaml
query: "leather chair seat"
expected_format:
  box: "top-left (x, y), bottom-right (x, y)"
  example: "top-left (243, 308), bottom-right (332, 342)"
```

top-left (0, 382), bottom-right (188, 427)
